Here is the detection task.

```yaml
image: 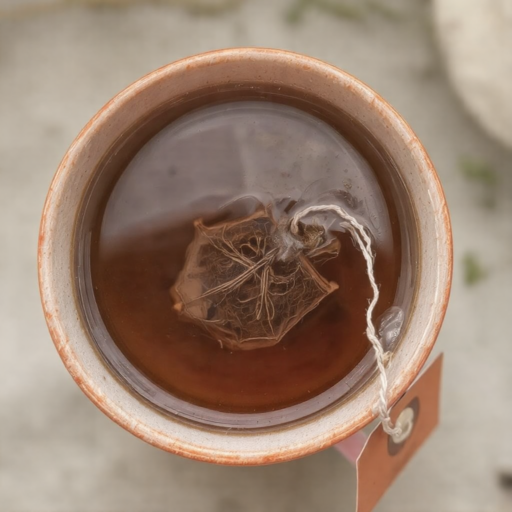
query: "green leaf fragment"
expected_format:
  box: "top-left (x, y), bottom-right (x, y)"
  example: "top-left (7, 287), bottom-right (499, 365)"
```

top-left (463, 253), bottom-right (488, 286)
top-left (460, 157), bottom-right (497, 187)
top-left (459, 156), bottom-right (498, 208)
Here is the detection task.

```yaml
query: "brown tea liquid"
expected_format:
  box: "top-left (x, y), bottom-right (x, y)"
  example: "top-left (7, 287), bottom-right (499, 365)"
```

top-left (77, 87), bottom-right (414, 427)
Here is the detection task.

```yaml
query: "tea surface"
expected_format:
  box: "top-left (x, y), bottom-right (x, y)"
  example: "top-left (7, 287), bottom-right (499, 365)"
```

top-left (84, 99), bottom-right (405, 417)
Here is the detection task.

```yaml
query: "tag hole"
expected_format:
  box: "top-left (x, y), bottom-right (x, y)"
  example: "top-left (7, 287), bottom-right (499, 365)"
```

top-left (391, 406), bottom-right (415, 445)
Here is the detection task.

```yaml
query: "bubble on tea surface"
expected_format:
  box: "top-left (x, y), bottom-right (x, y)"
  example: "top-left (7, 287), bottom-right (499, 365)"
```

top-left (378, 306), bottom-right (405, 351)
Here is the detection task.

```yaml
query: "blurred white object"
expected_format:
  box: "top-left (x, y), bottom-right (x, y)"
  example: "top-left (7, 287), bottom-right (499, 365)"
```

top-left (434, 0), bottom-right (512, 149)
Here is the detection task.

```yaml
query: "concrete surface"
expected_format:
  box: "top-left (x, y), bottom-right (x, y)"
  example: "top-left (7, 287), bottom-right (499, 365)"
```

top-left (1, 0), bottom-right (512, 511)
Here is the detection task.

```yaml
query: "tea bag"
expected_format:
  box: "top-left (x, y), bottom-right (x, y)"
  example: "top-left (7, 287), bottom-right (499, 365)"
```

top-left (171, 206), bottom-right (339, 350)
top-left (172, 199), bottom-right (405, 439)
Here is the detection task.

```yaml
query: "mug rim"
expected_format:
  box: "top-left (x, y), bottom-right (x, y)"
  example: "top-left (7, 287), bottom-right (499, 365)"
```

top-left (38, 47), bottom-right (452, 465)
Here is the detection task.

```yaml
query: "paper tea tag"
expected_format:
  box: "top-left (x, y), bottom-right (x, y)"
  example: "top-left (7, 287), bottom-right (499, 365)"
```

top-left (356, 353), bottom-right (443, 512)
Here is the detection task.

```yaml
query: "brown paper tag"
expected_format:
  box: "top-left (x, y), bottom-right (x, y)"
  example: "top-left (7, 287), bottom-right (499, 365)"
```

top-left (356, 353), bottom-right (443, 512)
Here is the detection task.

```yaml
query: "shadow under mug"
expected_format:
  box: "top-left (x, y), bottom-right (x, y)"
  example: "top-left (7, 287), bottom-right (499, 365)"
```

top-left (38, 48), bottom-right (452, 465)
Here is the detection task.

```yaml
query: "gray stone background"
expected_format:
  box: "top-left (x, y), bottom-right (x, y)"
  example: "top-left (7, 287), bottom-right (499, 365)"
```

top-left (1, 0), bottom-right (511, 510)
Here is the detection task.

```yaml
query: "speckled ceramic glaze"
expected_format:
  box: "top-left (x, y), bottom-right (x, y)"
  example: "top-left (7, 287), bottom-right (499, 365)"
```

top-left (38, 48), bottom-right (452, 465)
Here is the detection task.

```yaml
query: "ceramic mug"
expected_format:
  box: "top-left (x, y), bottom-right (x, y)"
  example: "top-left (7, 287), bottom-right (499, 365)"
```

top-left (38, 48), bottom-right (452, 465)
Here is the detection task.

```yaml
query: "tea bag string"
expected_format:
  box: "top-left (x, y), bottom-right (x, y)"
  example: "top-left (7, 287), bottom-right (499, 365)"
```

top-left (289, 205), bottom-right (403, 441)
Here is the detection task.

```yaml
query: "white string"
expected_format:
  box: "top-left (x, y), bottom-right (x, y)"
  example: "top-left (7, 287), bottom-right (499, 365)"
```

top-left (290, 204), bottom-right (403, 441)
